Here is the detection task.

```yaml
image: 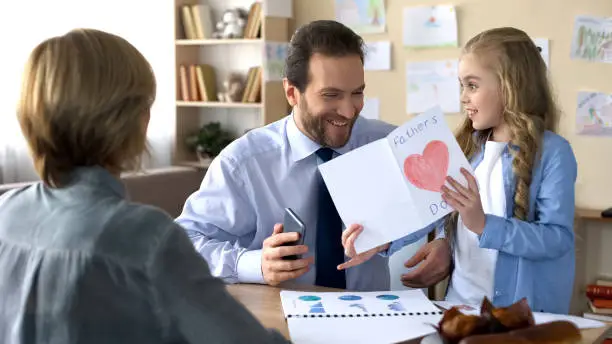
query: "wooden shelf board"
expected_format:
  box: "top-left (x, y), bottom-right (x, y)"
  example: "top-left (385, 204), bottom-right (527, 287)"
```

top-left (576, 208), bottom-right (612, 223)
top-left (175, 38), bottom-right (263, 46)
top-left (176, 101), bottom-right (262, 109)
top-left (176, 160), bottom-right (211, 169)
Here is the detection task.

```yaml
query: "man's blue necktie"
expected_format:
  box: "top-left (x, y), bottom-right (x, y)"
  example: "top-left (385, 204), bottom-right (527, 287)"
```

top-left (315, 147), bottom-right (346, 289)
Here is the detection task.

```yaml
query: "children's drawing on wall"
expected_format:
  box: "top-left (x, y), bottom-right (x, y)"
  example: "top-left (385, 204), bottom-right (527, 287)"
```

top-left (364, 41), bottom-right (391, 71)
top-left (334, 0), bottom-right (386, 34)
top-left (571, 15), bottom-right (612, 63)
top-left (576, 92), bottom-right (612, 136)
top-left (406, 60), bottom-right (460, 114)
top-left (263, 42), bottom-right (288, 81)
top-left (403, 5), bottom-right (457, 48)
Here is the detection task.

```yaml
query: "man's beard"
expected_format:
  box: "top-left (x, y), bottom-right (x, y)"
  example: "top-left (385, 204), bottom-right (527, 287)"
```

top-left (298, 100), bottom-right (358, 148)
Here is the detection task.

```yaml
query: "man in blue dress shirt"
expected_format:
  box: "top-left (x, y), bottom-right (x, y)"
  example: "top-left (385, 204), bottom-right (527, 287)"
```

top-left (176, 20), bottom-right (451, 291)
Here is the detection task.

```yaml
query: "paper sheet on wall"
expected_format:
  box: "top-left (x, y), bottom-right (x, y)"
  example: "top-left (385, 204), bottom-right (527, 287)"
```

top-left (406, 60), bottom-right (460, 114)
top-left (403, 5), bottom-right (457, 48)
top-left (334, 0), bottom-right (386, 34)
top-left (532, 38), bottom-right (550, 68)
top-left (576, 91), bottom-right (612, 136)
top-left (318, 106), bottom-right (473, 254)
top-left (263, 42), bottom-right (288, 81)
top-left (364, 41), bottom-right (391, 71)
top-left (360, 97), bottom-right (379, 119)
top-left (570, 15), bottom-right (612, 63)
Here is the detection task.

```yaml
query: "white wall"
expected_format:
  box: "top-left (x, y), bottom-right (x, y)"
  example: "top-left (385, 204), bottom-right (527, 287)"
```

top-left (0, 0), bottom-right (176, 180)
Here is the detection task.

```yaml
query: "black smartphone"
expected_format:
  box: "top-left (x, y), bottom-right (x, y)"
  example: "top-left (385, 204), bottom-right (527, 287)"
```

top-left (282, 208), bottom-right (306, 260)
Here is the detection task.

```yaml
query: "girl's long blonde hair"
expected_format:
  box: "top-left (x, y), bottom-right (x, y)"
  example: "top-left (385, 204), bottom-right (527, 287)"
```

top-left (444, 27), bottom-right (559, 244)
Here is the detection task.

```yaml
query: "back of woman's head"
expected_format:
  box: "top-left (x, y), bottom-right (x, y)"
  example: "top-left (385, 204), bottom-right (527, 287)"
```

top-left (17, 28), bottom-right (156, 187)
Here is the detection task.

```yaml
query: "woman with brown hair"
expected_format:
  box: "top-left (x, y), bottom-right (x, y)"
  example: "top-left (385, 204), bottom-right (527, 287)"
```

top-left (0, 28), bottom-right (288, 344)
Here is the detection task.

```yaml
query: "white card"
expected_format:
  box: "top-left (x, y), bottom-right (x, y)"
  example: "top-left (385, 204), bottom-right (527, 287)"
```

top-left (319, 106), bottom-right (473, 253)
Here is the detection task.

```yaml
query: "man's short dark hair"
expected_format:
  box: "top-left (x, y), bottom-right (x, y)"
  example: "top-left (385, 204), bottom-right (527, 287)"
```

top-left (284, 20), bottom-right (365, 93)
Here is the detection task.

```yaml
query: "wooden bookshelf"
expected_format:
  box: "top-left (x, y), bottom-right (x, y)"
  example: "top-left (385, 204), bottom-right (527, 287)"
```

top-left (176, 101), bottom-right (263, 108)
top-left (175, 38), bottom-right (263, 46)
top-left (173, 0), bottom-right (291, 166)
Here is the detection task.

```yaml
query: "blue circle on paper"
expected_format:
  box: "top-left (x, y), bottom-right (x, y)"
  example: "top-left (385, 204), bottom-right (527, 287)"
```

top-left (299, 295), bottom-right (321, 301)
top-left (338, 295), bottom-right (362, 301)
top-left (376, 294), bottom-right (399, 300)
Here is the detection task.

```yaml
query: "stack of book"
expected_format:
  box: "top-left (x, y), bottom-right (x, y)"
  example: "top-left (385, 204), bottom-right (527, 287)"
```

top-left (178, 64), bottom-right (217, 102)
top-left (178, 64), bottom-right (261, 103)
top-left (584, 279), bottom-right (612, 323)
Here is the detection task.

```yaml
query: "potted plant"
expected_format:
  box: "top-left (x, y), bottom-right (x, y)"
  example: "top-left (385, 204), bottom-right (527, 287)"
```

top-left (185, 122), bottom-right (234, 165)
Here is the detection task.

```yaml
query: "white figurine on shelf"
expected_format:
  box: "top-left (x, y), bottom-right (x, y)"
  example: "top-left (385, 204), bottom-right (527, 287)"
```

top-left (212, 8), bottom-right (247, 39)
top-left (217, 73), bottom-right (245, 102)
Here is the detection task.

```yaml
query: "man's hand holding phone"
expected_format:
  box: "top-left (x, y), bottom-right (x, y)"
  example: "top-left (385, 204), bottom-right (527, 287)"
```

top-left (261, 223), bottom-right (313, 286)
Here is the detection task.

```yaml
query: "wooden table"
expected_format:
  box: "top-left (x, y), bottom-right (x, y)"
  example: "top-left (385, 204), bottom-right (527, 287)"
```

top-left (227, 283), bottom-right (612, 343)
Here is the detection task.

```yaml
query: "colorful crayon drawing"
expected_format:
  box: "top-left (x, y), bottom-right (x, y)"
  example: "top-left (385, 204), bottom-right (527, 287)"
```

top-left (334, 0), bottom-right (386, 34)
top-left (403, 5), bottom-right (458, 48)
top-left (264, 42), bottom-right (288, 81)
top-left (576, 91), bottom-right (612, 136)
top-left (571, 15), bottom-right (612, 64)
top-left (406, 60), bottom-right (460, 114)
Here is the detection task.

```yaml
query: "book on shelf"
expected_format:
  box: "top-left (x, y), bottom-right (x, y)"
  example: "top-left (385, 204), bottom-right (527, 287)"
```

top-left (596, 279), bottom-right (612, 287)
top-left (180, 2), bottom-right (260, 41)
top-left (181, 6), bottom-right (197, 40)
top-left (179, 65), bottom-right (190, 101)
top-left (180, 4), bottom-right (213, 39)
top-left (583, 279), bottom-right (612, 320)
top-left (241, 66), bottom-right (262, 103)
top-left (589, 299), bottom-right (612, 314)
top-left (195, 65), bottom-right (217, 101)
top-left (189, 65), bottom-right (198, 101)
top-left (191, 4), bottom-right (214, 39)
top-left (243, 2), bottom-right (262, 39)
top-left (178, 64), bottom-right (261, 104)
top-left (178, 64), bottom-right (218, 102)
top-left (587, 284), bottom-right (612, 300)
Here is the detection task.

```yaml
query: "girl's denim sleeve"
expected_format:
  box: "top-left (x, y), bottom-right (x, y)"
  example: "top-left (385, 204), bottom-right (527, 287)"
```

top-left (478, 139), bottom-right (577, 260)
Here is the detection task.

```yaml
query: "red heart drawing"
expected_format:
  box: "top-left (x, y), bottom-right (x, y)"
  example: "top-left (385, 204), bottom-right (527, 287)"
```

top-left (403, 140), bottom-right (449, 192)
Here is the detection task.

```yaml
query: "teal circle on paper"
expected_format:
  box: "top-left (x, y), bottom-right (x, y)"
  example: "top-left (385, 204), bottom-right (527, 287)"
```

top-left (339, 295), bottom-right (362, 301)
top-left (298, 295), bottom-right (322, 302)
top-left (376, 294), bottom-right (400, 300)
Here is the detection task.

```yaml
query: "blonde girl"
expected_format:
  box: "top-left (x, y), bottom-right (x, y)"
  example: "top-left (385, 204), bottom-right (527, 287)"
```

top-left (339, 27), bottom-right (577, 314)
